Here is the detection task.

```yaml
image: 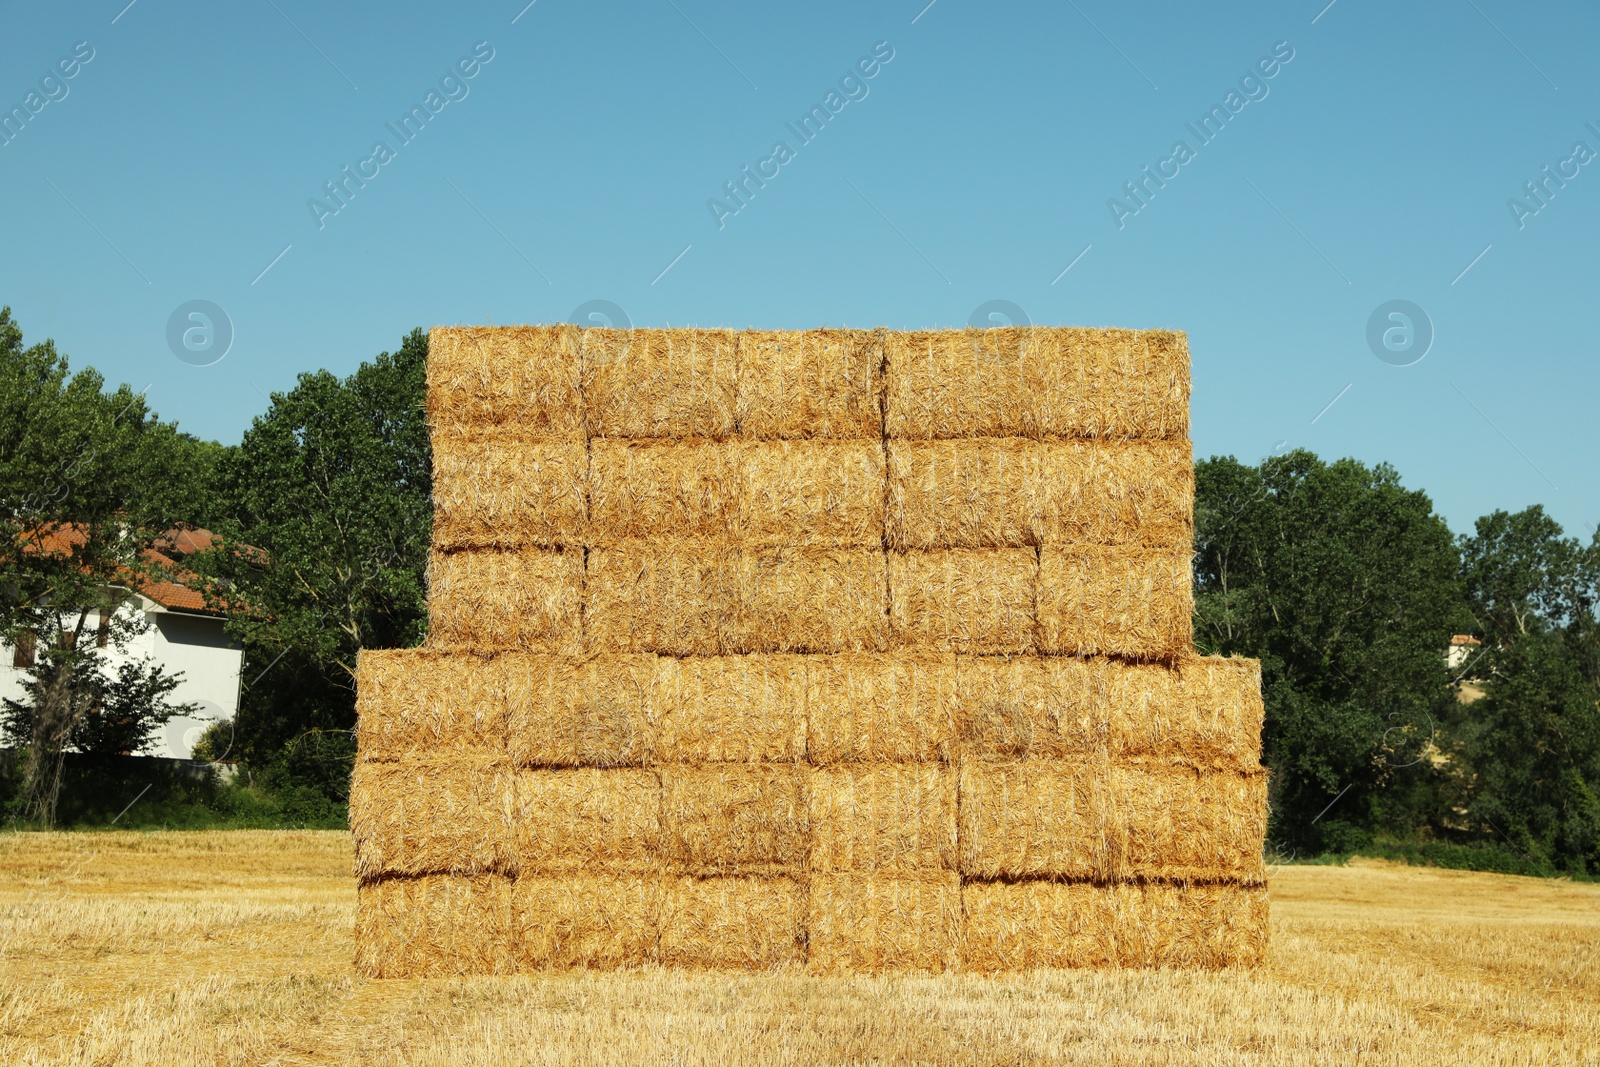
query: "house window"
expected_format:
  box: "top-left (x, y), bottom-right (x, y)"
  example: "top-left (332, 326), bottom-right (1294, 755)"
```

top-left (11, 631), bottom-right (36, 669)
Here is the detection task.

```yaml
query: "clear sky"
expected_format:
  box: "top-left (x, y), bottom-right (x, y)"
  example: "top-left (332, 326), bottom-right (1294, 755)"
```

top-left (1, 0), bottom-right (1595, 538)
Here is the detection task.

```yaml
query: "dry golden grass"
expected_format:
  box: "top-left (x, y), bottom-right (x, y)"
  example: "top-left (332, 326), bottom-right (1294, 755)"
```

top-left (2, 831), bottom-right (1597, 1065)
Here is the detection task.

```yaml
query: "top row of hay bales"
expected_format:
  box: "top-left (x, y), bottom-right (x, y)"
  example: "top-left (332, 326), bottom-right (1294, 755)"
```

top-left (428, 326), bottom-right (1190, 441)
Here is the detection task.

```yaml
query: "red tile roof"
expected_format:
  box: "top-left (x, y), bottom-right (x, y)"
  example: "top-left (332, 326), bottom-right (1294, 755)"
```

top-left (18, 523), bottom-right (241, 616)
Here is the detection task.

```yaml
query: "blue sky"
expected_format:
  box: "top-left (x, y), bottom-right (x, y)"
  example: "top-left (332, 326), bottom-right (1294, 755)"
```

top-left (1, 0), bottom-right (1595, 538)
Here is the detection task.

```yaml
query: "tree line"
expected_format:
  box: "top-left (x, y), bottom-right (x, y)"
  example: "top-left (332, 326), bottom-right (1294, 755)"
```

top-left (2, 307), bottom-right (1596, 874)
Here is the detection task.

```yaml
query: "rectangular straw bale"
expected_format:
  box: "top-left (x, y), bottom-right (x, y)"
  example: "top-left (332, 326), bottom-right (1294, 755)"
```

top-left (355, 874), bottom-right (515, 978)
top-left (513, 769), bottom-right (661, 874)
top-left (350, 759), bottom-right (516, 879)
top-left (653, 656), bottom-right (806, 764)
top-left (431, 428), bottom-right (587, 550)
top-left (808, 872), bottom-right (960, 975)
top-left (585, 544), bottom-right (886, 655)
top-left (884, 327), bottom-right (1189, 441)
top-left (426, 326), bottom-right (582, 437)
top-left (961, 881), bottom-right (1269, 971)
top-left (735, 328), bottom-right (882, 439)
top-left (581, 327), bottom-right (738, 439)
top-left (1036, 546), bottom-right (1192, 660)
top-left (505, 654), bottom-right (661, 768)
top-left (957, 760), bottom-right (1267, 883)
top-left (886, 438), bottom-right (1192, 549)
top-left (659, 765), bottom-right (808, 874)
top-left (805, 653), bottom-right (960, 764)
top-left (513, 872), bottom-right (660, 969)
top-left (807, 764), bottom-right (956, 872)
top-left (355, 648), bottom-right (507, 762)
top-left (427, 548), bottom-right (583, 654)
top-left (889, 549), bottom-right (1036, 654)
top-left (587, 440), bottom-right (883, 547)
top-left (953, 655), bottom-right (1047, 760)
top-left (657, 874), bottom-right (805, 969)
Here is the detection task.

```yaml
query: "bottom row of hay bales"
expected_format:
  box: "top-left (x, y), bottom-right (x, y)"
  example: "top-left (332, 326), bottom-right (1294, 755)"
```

top-left (356, 872), bottom-right (1269, 976)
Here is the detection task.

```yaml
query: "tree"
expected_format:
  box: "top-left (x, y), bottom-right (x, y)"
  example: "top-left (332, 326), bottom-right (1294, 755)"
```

top-left (1194, 450), bottom-right (1467, 852)
top-left (1458, 508), bottom-right (1600, 872)
top-left (1, 307), bottom-right (215, 823)
top-left (196, 329), bottom-right (431, 795)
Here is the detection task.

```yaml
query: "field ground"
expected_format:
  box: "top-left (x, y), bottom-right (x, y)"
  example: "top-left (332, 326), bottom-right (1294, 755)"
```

top-left (1, 832), bottom-right (1596, 1066)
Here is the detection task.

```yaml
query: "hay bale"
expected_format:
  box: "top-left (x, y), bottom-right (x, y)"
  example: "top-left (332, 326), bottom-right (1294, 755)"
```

top-left (961, 881), bottom-right (1270, 971)
top-left (886, 439), bottom-right (1192, 549)
top-left (807, 872), bottom-right (960, 974)
top-left (735, 328), bottom-right (882, 439)
top-left (427, 326), bottom-right (582, 437)
top-left (659, 765), bottom-right (808, 874)
top-left (427, 548), bottom-right (584, 654)
top-left (505, 654), bottom-right (661, 768)
top-left (513, 872), bottom-right (660, 968)
top-left (513, 769), bottom-right (661, 874)
top-left (884, 327), bottom-right (1189, 441)
top-left (657, 874), bottom-right (806, 969)
top-left (354, 874), bottom-right (516, 978)
top-left (653, 656), bottom-right (807, 764)
top-left (807, 764), bottom-right (956, 872)
top-left (804, 653), bottom-right (959, 764)
top-left (431, 428), bottom-right (587, 550)
top-left (957, 760), bottom-right (1267, 883)
top-left (581, 327), bottom-right (738, 439)
top-left (350, 759), bottom-right (517, 879)
top-left (959, 655), bottom-right (1263, 770)
top-left (889, 549), bottom-right (1036, 654)
top-left (587, 440), bottom-right (884, 547)
top-left (354, 648), bottom-right (508, 762)
top-left (585, 544), bottom-right (887, 655)
top-left (1036, 546), bottom-right (1192, 660)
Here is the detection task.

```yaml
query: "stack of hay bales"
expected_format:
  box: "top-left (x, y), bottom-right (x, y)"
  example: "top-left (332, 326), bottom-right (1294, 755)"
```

top-left (351, 325), bottom-right (1269, 977)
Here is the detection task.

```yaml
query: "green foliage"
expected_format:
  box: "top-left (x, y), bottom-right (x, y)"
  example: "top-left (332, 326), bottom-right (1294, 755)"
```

top-left (1194, 450), bottom-right (1468, 852)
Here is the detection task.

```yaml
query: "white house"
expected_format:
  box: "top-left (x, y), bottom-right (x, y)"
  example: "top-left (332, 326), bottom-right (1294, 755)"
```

top-left (0, 528), bottom-right (243, 760)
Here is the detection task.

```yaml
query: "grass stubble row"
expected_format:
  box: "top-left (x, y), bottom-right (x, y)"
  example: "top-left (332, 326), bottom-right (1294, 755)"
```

top-left (354, 325), bottom-right (1266, 976)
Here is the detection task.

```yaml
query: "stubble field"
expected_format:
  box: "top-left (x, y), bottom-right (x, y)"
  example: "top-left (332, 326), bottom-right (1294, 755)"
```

top-left (0, 830), bottom-right (1595, 1065)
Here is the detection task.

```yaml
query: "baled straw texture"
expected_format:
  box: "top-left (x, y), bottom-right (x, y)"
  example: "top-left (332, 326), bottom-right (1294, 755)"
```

top-left (351, 759), bottom-right (517, 879)
top-left (658, 874), bottom-right (806, 969)
top-left (431, 428), bottom-right (587, 550)
top-left (889, 549), bottom-right (1036, 654)
top-left (735, 328), bottom-right (882, 439)
top-left (1036, 546), bottom-right (1193, 660)
top-left (514, 872), bottom-right (659, 969)
top-left (587, 440), bottom-right (884, 547)
top-left (504, 654), bottom-right (659, 768)
top-left (354, 649), bottom-right (508, 762)
top-left (581, 327), bottom-right (738, 439)
top-left (427, 326), bottom-right (582, 437)
top-left (808, 872), bottom-right (960, 975)
top-left (957, 760), bottom-right (1267, 883)
top-left (959, 654), bottom-right (1263, 770)
top-left (654, 655), bottom-right (807, 764)
top-left (355, 874), bottom-right (515, 978)
top-left (887, 438), bottom-right (1192, 549)
top-left (427, 548), bottom-right (583, 654)
top-left (884, 327), bottom-right (1189, 441)
top-left (807, 764), bottom-right (956, 872)
top-left (961, 881), bottom-right (1270, 971)
top-left (804, 652), bottom-right (959, 764)
top-left (659, 765), bottom-right (808, 874)
top-left (585, 543), bottom-right (887, 655)
top-left (514, 769), bottom-right (661, 874)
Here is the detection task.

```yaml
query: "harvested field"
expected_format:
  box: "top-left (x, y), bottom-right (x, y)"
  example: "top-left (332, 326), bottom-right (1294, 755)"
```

top-left (4, 832), bottom-right (1596, 1065)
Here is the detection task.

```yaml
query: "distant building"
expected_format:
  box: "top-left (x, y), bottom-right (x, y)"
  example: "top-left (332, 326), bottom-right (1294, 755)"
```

top-left (0, 528), bottom-right (242, 759)
top-left (1447, 634), bottom-right (1482, 671)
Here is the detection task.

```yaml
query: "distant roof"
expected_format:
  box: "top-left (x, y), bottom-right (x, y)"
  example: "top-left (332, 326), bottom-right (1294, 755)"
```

top-left (21, 524), bottom-right (246, 617)
top-left (1450, 634), bottom-right (1482, 646)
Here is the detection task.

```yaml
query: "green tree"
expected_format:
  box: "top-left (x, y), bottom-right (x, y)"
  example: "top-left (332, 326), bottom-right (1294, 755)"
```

top-left (197, 329), bottom-right (431, 799)
top-left (1194, 450), bottom-right (1467, 852)
top-left (1458, 507), bottom-right (1600, 872)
